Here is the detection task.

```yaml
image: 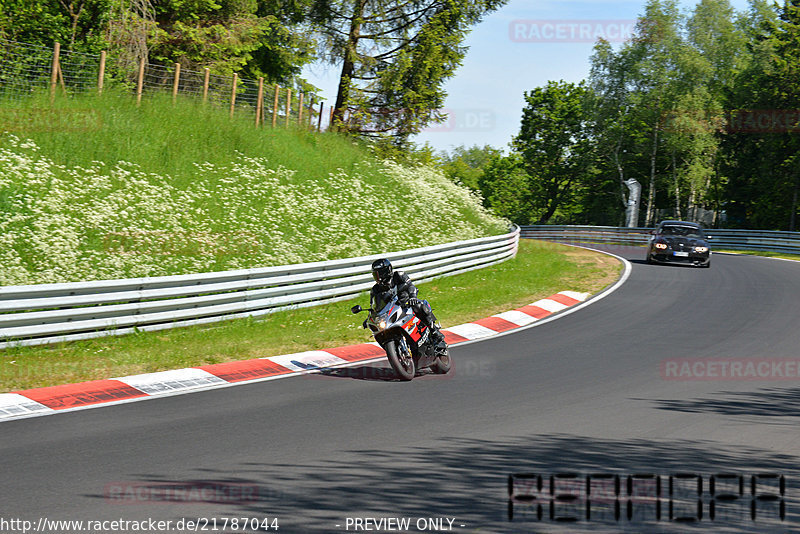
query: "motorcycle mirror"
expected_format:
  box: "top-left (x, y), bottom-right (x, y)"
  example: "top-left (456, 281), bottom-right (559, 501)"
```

top-left (351, 305), bottom-right (362, 314)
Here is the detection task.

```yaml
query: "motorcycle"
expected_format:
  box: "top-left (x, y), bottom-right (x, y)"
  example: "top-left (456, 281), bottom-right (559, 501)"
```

top-left (351, 290), bottom-right (451, 381)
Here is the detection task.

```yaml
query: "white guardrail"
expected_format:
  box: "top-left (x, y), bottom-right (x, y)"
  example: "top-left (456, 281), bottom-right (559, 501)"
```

top-left (0, 227), bottom-right (520, 349)
top-left (520, 225), bottom-right (800, 255)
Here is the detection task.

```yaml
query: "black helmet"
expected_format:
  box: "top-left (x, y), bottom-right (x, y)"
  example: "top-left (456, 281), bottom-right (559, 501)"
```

top-left (371, 258), bottom-right (393, 285)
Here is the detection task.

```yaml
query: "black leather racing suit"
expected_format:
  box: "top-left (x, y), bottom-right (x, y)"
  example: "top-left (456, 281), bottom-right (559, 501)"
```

top-left (370, 271), bottom-right (440, 339)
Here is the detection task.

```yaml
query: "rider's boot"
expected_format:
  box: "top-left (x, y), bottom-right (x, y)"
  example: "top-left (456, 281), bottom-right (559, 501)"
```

top-left (431, 324), bottom-right (445, 346)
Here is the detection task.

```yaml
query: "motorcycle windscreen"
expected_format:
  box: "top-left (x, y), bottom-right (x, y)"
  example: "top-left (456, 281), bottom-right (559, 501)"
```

top-left (371, 285), bottom-right (398, 312)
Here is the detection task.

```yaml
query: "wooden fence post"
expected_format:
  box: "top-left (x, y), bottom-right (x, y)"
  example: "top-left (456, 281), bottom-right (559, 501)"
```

top-left (285, 88), bottom-right (292, 127)
top-left (255, 77), bottom-right (264, 126)
top-left (98, 50), bottom-right (106, 95)
top-left (230, 73), bottom-right (238, 118)
top-left (202, 68), bottom-right (210, 104)
top-left (298, 93), bottom-right (304, 125)
top-left (49, 42), bottom-right (61, 101)
top-left (57, 60), bottom-right (67, 95)
top-left (317, 101), bottom-right (324, 132)
top-left (136, 57), bottom-right (145, 106)
top-left (329, 107), bottom-right (335, 131)
top-left (172, 62), bottom-right (181, 103)
top-left (272, 84), bottom-right (280, 127)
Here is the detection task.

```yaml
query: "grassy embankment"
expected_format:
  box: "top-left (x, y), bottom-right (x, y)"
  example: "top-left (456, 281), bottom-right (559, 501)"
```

top-left (0, 91), bottom-right (621, 391)
top-left (0, 91), bottom-right (506, 284)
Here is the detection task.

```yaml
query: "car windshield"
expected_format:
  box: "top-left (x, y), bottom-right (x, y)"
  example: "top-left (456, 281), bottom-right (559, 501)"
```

top-left (660, 225), bottom-right (703, 238)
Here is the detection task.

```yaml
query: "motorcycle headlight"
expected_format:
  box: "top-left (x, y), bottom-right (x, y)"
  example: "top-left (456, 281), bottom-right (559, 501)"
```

top-left (694, 246), bottom-right (708, 253)
top-left (378, 319), bottom-right (387, 330)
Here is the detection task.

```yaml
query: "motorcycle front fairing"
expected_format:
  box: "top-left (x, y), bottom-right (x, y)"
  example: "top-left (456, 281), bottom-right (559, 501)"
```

top-left (367, 298), bottom-right (431, 356)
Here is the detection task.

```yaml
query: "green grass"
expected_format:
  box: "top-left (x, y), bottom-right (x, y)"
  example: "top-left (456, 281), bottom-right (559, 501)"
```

top-left (2, 90), bottom-right (370, 188)
top-left (715, 249), bottom-right (800, 261)
top-left (0, 240), bottom-right (621, 392)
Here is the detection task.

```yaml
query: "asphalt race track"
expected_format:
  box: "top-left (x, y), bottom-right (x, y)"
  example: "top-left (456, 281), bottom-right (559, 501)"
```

top-left (2, 244), bottom-right (799, 533)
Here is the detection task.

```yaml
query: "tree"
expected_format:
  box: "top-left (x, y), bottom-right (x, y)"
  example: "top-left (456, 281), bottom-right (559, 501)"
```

top-left (0, 0), bottom-right (112, 52)
top-left (588, 39), bottom-right (640, 224)
top-left (0, 0), bottom-right (317, 84)
top-left (676, 0), bottom-right (747, 224)
top-left (439, 144), bottom-right (502, 190)
top-left (625, 0), bottom-right (687, 226)
top-left (478, 153), bottom-right (533, 223)
top-left (144, 0), bottom-right (316, 81)
top-left (721, 0), bottom-right (800, 229)
top-left (311, 0), bottom-right (507, 144)
top-left (511, 80), bottom-right (597, 225)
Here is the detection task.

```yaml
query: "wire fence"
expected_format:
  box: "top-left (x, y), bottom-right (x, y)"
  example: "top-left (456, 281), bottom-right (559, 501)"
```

top-left (0, 38), bottom-right (330, 130)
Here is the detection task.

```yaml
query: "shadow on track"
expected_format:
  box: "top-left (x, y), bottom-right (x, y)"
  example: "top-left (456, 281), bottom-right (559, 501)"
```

top-left (646, 386), bottom-right (800, 421)
top-left (309, 364), bottom-right (441, 382)
top-left (82, 435), bottom-right (799, 532)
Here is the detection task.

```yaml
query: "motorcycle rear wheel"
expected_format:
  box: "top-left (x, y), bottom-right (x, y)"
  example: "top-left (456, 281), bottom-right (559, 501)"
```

top-left (386, 338), bottom-right (415, 381)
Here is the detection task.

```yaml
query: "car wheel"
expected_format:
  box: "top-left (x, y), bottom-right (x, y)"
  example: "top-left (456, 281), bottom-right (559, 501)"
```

top-left (646, 253), bottom-right (653, 264)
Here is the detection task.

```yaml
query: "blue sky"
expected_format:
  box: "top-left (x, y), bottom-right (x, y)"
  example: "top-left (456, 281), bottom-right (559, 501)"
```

top-left (302, 0), bottom-right (753, 155)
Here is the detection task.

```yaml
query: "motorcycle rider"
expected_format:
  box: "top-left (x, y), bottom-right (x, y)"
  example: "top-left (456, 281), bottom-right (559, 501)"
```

top-left (370, 258), bottom-right (446, 347)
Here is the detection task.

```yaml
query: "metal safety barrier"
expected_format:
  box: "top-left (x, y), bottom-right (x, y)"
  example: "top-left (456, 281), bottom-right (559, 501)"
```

top-left (520, 225), bottom-right (800, 255)
top-left (0, 228), bottom-right (519, 349)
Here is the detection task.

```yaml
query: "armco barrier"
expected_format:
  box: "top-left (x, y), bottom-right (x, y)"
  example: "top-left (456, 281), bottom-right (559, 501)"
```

top-left (0, 227), bottom-right (519, 349)
top-left (520, 225), bottom-right (800, 254)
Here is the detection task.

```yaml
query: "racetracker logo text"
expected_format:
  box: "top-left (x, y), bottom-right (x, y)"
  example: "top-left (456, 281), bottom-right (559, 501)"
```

top-left (661, 359), bottom-right (800, 381)
top-left (104, 482), bottom-right (265, 504)
top-left (509, 20), bottom-right (635, 43)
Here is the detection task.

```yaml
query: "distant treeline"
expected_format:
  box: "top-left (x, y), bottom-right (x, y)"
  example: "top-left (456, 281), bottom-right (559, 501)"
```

top-left (442, 0), bottom-right (800, 231)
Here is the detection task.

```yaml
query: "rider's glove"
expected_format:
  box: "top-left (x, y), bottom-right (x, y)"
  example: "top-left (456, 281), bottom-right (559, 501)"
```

top-left (407, 297), bottom-right (422, 309)
top-left (362, 319), bottom-right (368, 329)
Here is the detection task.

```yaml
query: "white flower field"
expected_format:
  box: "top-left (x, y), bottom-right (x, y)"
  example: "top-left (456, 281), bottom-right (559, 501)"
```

top-left (0, 135), bottom-right (507, 285)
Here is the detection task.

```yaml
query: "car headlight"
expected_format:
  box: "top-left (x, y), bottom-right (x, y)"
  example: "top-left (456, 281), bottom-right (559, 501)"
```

top-left (654, 243), bottom-right (668, 250)
top-left (694, 246), bottom-right (708, 253)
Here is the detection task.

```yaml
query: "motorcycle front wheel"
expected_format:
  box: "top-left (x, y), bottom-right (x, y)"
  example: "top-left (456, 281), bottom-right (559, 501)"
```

top-left (385, 338), bottom-right (415, 381)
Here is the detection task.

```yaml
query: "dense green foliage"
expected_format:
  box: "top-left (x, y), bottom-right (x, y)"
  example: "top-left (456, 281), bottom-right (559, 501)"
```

top-left (0, 0), bottom-right (316, 83)
top-left (463, 0), bottom-right (800, 230)
top-left (438, 144), bottom-right (500, 189)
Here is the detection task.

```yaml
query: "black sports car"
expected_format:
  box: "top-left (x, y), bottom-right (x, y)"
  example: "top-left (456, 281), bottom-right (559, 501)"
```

top-left (645, 220), bottom-right (711, 268)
